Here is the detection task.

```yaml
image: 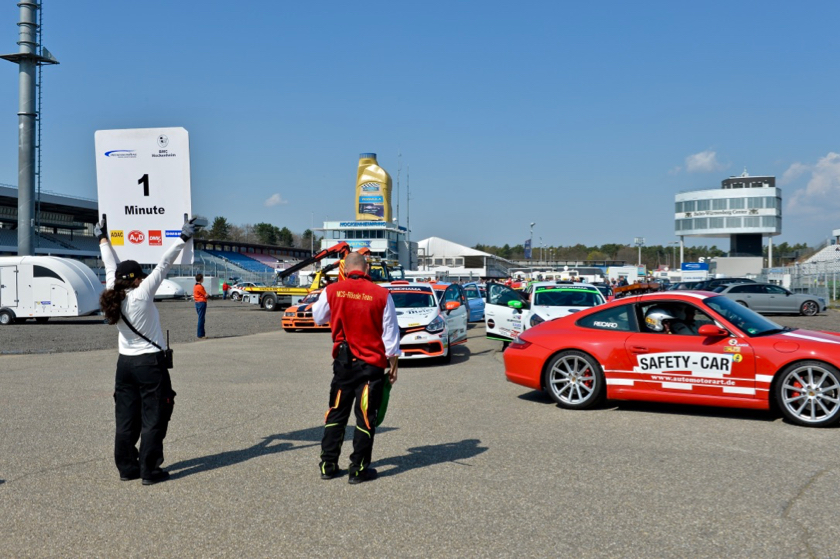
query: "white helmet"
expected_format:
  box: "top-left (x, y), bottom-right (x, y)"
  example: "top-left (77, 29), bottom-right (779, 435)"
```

top-left (645, 307), bottom-right (676, 332)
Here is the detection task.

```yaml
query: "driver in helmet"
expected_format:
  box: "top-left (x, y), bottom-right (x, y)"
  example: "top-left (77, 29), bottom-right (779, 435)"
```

top-left (645, 306), bottom-right (695, 335)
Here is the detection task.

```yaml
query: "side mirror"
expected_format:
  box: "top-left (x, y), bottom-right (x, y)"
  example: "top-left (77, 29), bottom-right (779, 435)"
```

top-left (445, 301), bottom-right (460, 311)
top-left (507, 300), bottom-right (523, 309)
top-left (698, 324), bottom-right (729, 337)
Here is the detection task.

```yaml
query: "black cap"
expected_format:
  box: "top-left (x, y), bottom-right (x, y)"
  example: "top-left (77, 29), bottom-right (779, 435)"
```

top-left (116, 260), bottom-right (146, 281)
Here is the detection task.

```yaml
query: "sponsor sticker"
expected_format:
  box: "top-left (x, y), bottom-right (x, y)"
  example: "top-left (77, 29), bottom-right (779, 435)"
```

top-left (408, 323), bottom-right (421, 327)
top-left (733, 354), bottom-right (743, 363)
top-left (594, 321), bottom-right (618, 329)
top-left (128, 230), bottom-right (145, 244)
top-left (723, 346), bottom-right (741, 353)
top-left (165, 230), bottom-right (181, 238)
top-left (728, 339), bottom-right (739, 346)
top-left (110, 230), bottom-right (124, 246)
top-left (148, 230), bottom-right (162, 246)
top-left (634, 351), bottom-right (734, 377)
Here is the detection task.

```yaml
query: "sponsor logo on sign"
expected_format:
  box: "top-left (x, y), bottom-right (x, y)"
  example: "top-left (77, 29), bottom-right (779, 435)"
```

top-left (110, 230), bottom-right (124, 246)
top-left (165, 230), bottom-right (181, 238)
top-left (128, 230), bottom-right (145, 244)
top-left (157, 134), bottom-right (169, 148)
top-left (148, 230), bottom-right (162, 246)
top-left (104, 150), bottom-right (136, 159)
top-left (360, 182), bottom-right (380, 192)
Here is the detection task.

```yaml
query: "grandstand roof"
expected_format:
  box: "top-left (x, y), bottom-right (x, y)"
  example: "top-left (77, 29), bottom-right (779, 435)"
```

top-left (0, 184), bottom-right (99, 225)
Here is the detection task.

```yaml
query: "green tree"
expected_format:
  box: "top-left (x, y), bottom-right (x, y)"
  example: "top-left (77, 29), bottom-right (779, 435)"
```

top-left (253, 222), bottom-right (278, 245)
top-left (209, 216), bottom-right (231, 240)
top-left (278, 227), bottom-right (294, 247)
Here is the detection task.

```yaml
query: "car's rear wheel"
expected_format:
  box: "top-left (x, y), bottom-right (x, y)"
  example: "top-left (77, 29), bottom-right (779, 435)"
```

top-left (543, 350), bottom-right (605, 409)
top-left (775, 361), bottom-right (840, 427)
top-left (263, 294), bottom-right (278, 311)
top-left (800, 301), bottom-right (819, 316)
top-left (231, 292), bottom-right (242, 301)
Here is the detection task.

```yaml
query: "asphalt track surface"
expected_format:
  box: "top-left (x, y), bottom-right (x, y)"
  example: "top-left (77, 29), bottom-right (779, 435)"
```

top-left (2, 304), bottom-right (840, 557)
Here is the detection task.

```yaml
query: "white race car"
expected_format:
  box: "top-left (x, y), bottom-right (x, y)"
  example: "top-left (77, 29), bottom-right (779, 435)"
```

top-left (485, 281), bottom-right (606, 343)
top-left (383, 281), bottom-right (469, 363)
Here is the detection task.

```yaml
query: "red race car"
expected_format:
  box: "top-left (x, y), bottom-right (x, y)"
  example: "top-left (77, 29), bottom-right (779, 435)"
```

top-left (504, 291), bottom-right (840, 427)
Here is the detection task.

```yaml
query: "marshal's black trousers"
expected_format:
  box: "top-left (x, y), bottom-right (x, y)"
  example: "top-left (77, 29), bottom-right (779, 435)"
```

top-left (114, 352), bottom-right (176, 480)
top-left (320, 358), bottom-right (386, 475)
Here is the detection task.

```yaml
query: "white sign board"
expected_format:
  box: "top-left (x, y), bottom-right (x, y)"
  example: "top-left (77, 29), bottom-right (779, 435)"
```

top-left (95, 127), bottom-right (192, 264)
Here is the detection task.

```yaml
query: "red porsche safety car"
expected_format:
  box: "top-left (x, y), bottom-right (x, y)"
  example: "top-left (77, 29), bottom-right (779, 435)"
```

top-left (504, 291), bottom-right (840, 427)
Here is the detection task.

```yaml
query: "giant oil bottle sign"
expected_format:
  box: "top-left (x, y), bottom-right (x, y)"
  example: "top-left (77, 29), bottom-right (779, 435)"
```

top-left (355, 153), bottom-right (392, 222)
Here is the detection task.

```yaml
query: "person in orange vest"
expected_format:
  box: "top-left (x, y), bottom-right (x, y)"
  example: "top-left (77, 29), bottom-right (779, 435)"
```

top-left (312, 252), bottom-right (400, 484)
top-left (194, 274), bottom-right (207, 339)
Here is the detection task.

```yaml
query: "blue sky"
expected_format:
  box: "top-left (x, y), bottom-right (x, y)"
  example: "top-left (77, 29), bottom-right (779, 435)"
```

top-left (1, 1), bottom-right (839, 249)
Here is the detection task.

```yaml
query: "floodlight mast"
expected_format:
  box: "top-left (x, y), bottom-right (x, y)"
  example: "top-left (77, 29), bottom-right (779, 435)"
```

top-left (1, 1), bottom-right (58, 256)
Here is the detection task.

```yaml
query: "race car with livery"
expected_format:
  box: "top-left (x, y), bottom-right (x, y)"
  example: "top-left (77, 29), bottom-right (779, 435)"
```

top-left (503, 290), bottom-right (840, 427)
top-left (384, 281), bottom-right (468, 363)
top-left (485, 281), bottom-right (605, 343)
top-left (282, 289), bottom-right (330, 332)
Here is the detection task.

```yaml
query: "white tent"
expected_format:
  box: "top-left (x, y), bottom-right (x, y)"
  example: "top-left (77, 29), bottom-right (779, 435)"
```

top-left (416, 237), bottom-right (512, 279)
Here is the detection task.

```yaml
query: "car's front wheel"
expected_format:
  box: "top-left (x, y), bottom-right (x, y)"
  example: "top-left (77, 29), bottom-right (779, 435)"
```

top-left (800, 301), bottom-right (819, 316)
top-left (231, 292), bottom-right (242, 301)
top-left (775, 361), bottom-right (840, 427)
top-left (543, 350), bottom-right (605, 409)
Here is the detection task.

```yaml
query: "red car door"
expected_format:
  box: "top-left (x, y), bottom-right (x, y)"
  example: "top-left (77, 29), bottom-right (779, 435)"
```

top-left (623, 328), bottom-right (757, 402)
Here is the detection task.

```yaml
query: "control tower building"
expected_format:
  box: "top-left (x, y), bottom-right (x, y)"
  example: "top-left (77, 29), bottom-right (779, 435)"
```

top-left (674, 170), bottom-right (782, 267)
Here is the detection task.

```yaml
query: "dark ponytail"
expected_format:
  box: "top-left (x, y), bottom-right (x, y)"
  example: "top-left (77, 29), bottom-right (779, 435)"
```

top-left (100, 279), bottom-right (134, 325)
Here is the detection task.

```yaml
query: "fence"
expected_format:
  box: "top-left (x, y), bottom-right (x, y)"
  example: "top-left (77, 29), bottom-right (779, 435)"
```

top-left (760, 260), bottom-right (839, 306)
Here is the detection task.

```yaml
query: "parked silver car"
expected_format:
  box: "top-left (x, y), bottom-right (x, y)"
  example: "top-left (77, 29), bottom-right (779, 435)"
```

top-left (716, 283), bottom-right (826, 316)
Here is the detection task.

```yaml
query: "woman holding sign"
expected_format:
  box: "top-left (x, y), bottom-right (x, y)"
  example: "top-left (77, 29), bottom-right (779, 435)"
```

top-left (97, 215), bottom-right (197, 486)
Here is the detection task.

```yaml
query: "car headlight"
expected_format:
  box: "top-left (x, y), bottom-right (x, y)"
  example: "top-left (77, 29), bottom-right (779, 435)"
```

top-left (283, 312), bottom-right (295, 317)
top-left (426, 315), bottom-right (446, 333)
top-left (529, 314), bottom-right (545, 327)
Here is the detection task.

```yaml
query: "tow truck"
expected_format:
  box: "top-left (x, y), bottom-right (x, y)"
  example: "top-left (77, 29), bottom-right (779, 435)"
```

top-left (243, 242), bottom-right (357, 311)
top-left (243, 243), bottom-right (402, 311)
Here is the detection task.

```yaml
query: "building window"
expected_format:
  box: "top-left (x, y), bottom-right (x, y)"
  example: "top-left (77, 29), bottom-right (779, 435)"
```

top-left (696, 200), bottom-right (710, 211)
top-left (434, 258), bottom-right (443, 266)
top-left (710, 217), bottom-right (725, 229)
top-left (712, 198), bottom-right (727, 210)
top-left (675, 201), bottom-right (683, 213)
top-left (683, 200), bottom-right (696, 212)
top-left (761, 216), bottom-right (776, 227)
top-left (744, 217), bottom-right (760, 227)
top-left (455, 258), bottom-right (464, 266)
top-left (693, 218), bottom-right (708, 229)
top-left (747, 197), bottom-right (763, 209)
top-left (677, 218), bottom-right (692, 231)
top-left (764, 196), bottom-right (777, 209)
top-left (729, 198), bottom-right (745, 209)
top-left (726, 217), bottom-right (742, 228)
top-left (445, 258), bottom-right (454, 266)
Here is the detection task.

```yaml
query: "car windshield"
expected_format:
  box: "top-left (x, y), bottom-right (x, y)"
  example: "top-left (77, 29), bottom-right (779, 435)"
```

top-left (534, 288), bottom-right (602, 307)
top-left (388, 290), bottom-right (437, 308)
top-left (464, 286), bottom-right (480, 299)
top-left (300, 291), bottom-right (321, 304)
top-left (704, 295), bottom-right (785, 336)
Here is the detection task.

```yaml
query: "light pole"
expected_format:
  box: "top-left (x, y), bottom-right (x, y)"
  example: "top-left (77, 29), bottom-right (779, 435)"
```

top-left (529, 222), bottom-right (535, 262)
top-left (539, 236), bottom-right (543, 263)
top-left (668, 241), bottom-right (679, 271)
top-left (634, 237), bottom-right (645, 267)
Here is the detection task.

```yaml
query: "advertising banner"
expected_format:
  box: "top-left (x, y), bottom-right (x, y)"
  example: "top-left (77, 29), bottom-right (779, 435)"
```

top-left (524, 239), bottom-right (532, 259)
top-left (95, 127), bottom-right (193, 264)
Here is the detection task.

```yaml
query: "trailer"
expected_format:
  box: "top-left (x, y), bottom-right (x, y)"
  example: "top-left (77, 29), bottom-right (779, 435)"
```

top-left (0, 256), bottom-right (103, 324)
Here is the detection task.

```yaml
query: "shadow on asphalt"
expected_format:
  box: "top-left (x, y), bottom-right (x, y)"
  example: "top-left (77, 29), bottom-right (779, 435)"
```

top-left (376, 439), bottom-right (488, 478)
top-left (517, 389), bottom-right (780, 423)
top-left (167, 425), bottom-right (397, 480)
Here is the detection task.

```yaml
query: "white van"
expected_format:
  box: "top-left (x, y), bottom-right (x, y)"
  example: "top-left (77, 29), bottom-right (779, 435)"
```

top-left (0, 256), bottom-right (103, 324)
